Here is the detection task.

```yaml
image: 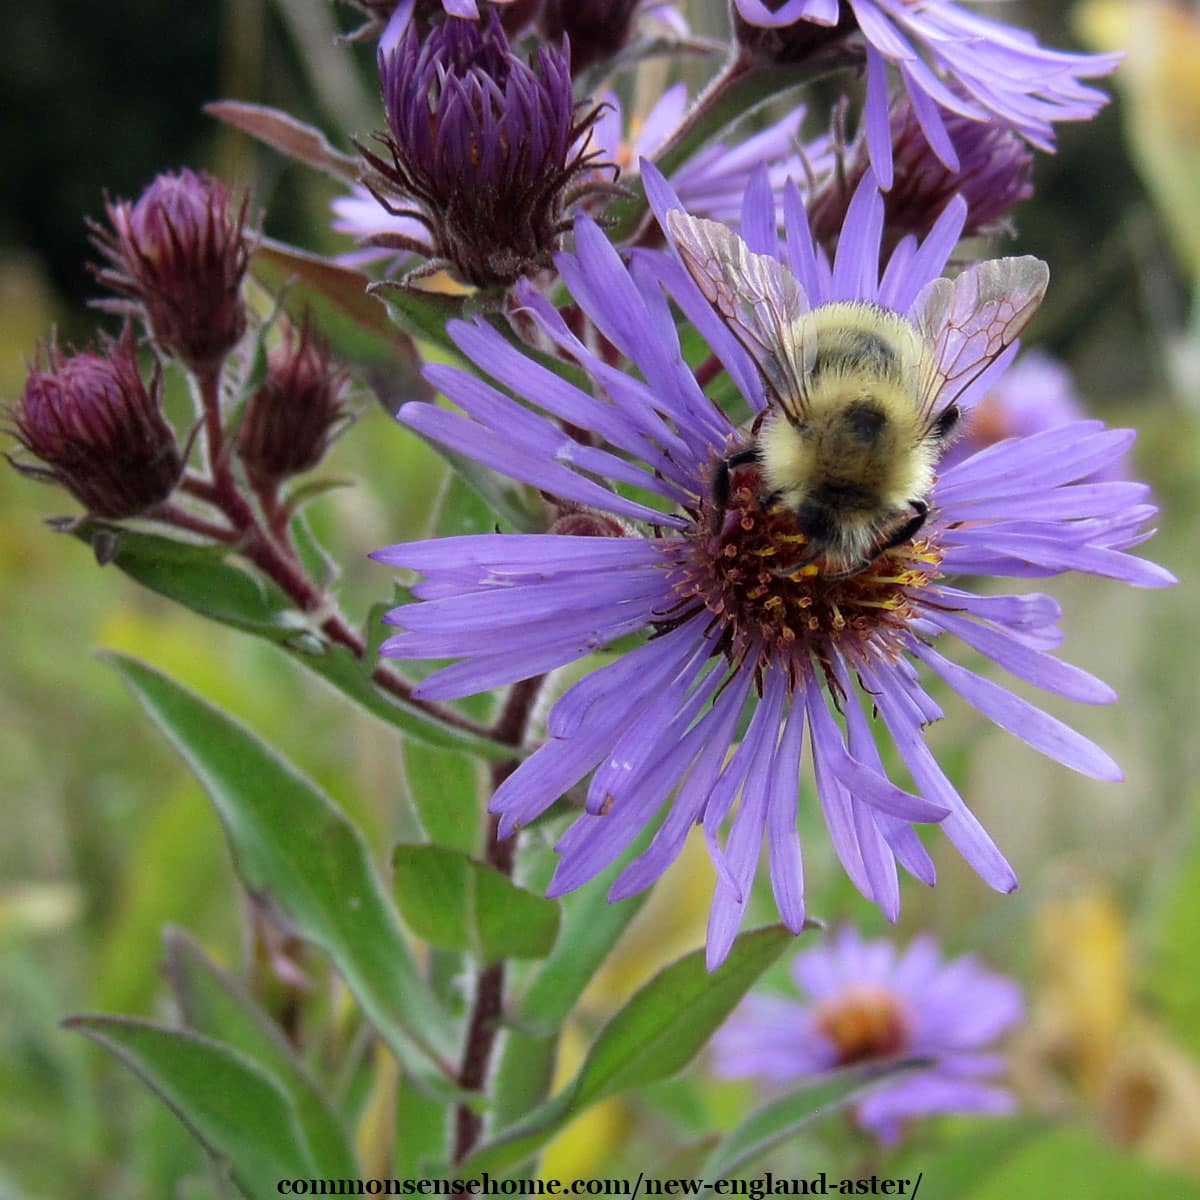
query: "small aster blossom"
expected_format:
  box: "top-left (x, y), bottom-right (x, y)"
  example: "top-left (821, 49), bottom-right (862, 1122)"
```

top-left (373, 163), bottom-right (1172, 969)
top-left (807, 93), bottom-right (1033, 255)
top-left (732, 0), bottom-right (1121, 189)
top-left (589, 87), bottom-right (831, 228)
top-left (358, 12), bottom-right (608, 288)
top-left (91, 169), bottom-right (252, 372)
top-left (939, 350), bottom-right (1127, 482)
top-left (711, 928), bottom-right (1023, 1143)
top-left (5, 326), bottom-right (182, 519)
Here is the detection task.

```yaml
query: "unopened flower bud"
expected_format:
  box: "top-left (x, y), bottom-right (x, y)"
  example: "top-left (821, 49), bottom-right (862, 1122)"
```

top-left (358, 13), bottom-right (609, 288)
top-left (538, 0), bottom-right (640, 74)
top-left (92, 169), bottom-right (253, 371)
top-left (237, 318), bottom-right (351, 485)
top-left (807, 96), bottom-right (1034, 254)
top-left (6, 327), bottom-right (182, 518)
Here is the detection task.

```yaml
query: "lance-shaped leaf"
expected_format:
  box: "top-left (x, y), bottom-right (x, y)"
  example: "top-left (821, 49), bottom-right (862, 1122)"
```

top-left (76, 526), bottom-right (303, 640)
top-left (162, 928), bottom-right (358, 1178)
top-left (458, 925), bottom-right (798, 1174)
top-left (105, 653), bottom-right (459, 1089)
top-left (76, 527), bottom-right (509, 758)
top-left (392, 844), bottom-right (560, 965)
top-left (701, 1057), bottom-right (934, 1182)
top-left (64, 1016), bottom-right (317, 1199)
top-left (371, 279), bottom-right (468, 357)
top-left (206, 101), bottom-right (360, 183)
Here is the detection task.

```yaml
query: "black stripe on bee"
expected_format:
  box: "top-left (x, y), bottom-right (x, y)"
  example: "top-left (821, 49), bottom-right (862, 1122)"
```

top-left (811, 330), bottom-right (898, 378)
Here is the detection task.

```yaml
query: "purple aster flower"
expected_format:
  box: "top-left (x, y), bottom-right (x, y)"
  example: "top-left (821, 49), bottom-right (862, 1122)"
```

top-left (807, 92), bottom-right (1033, 255)
top-left (372, 163), bottom-right (1172, 969)
top-left (357, 12), bottom-right (608, 288)
top-left (940, 350), bottom-right (1128, 482)
top-left (732, 0), bottom-right (1121, 189)
top-left (5, 326), bottom-right (182, 519)
top-left (711, 927), bottom-right (1023, 1143)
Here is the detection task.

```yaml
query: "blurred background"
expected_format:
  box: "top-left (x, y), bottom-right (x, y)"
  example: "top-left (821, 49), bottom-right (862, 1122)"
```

top-left (1, 1), bottom-right (1198, 1197)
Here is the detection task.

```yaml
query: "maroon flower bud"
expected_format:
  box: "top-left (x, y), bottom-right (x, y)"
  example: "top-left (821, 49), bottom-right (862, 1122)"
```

top-left (237, 317), bottom-right (351, 485)
top-left (91, 169), bottom-right (253, 371)
top-left (6, 327), bottom-right (182, 518)
top-left (807, 95), bottom-right (1035, 255)
top-left (537, 0), bottom-right (640, 74)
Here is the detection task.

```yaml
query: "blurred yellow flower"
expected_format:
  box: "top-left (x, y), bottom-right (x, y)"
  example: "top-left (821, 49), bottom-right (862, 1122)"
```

top-left (1077, 0), bottom-right (1200, 280)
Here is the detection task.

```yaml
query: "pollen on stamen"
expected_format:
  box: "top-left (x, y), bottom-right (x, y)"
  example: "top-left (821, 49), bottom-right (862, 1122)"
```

top-left (660, 466), bottom-right (944, 686)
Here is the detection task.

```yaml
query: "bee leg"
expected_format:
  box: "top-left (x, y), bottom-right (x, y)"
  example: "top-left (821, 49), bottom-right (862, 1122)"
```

top-left (931, 404), bottom-right (960, 444)
top-left (709, 446), bottom-right (761, 534)
top-left (878, 499), bottom-right (929, 553)
top-left (810, 501), bottom-right (932, 582)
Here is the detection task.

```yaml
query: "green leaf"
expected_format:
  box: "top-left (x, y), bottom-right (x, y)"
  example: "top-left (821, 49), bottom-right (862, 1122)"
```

top-left (78, 524), bottom-right (510, 758)
top-left (252, 239), bottom-right (429, 375)
top-left (371, 280), bottom-right (467, 356)
top-left (205, 100), bottom-right (359, 182)
top-left (64, 1016), bottom-right (316, 1199)
top-left (395, 1071), bottom-right (451, 1180)
top-left (392, 844), bottom-right (560, 965)
top-left (403, 742), bottom-right (482, 854)
top-left (163, 928), bottom-right (358, 1178)
top-left (926, 1124), bottom-right (1200, 1200)
top-left (76, 526), bottom-right (303, 640)
top-left (460, 925), bottom-right (798, 1174)
top-left (700, 1057), bottom-right (933, 1182)
top-left (105, 653), bottom-right (459, 1090)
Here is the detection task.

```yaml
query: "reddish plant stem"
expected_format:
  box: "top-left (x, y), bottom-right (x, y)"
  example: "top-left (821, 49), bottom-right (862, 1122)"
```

top-left (452, 675), bottom-right (544, 1164)
top-left (151, 502), bottom-right (237, 543)
top-left (161, 371), bottom-right (498, 744)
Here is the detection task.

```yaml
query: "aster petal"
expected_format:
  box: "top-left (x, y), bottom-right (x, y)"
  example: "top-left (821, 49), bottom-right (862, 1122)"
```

top-left (830, 170), bottom-right (885, 302)
top-left (783, 179), bottom-right (831, 304)
top-left (608, 668), bottom-right (755, 902)
top-left (898, 66), bottom-right (960, 171)
top-left (867, 666), bottom-right (1017, 893)
top-left (767, 703), bottom-right (807, 932)
top-left (401, 400), bottom-right (685, 528)
top-left (707, 676), bottom-right (788, 967)
top-left (913, 642), bottom-right (1122, 781)
top-left (863, 47), bottom-right (895, 190)
top-left (735, 0), bottom-right (840, 28)
top-left (740, 164), bottom-right (779, 256)
top-left (926, 609), bottom-right (1116, 705)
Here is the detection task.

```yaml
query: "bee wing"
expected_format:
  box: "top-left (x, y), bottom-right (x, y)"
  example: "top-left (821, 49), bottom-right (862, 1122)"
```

top-left (913, 256), bottom-right (1049, 426)
top-left (667, 210), bottom-right (814, 422)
